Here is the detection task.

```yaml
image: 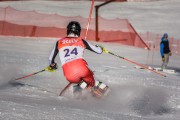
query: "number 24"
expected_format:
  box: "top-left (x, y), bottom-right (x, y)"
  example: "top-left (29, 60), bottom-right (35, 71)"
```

top-left (64, 48), bottom-right (78, 57)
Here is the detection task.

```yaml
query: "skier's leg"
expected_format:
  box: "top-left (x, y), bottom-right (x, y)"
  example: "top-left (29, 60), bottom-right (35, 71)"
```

top-left (161, 60), bottom-right (166, 70)
top-left (164, 54), bottom-right (169, 69)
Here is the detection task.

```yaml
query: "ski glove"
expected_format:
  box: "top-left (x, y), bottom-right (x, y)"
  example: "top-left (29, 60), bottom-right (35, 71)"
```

top-left (45, 63), bottom-right (58, 72)
top-left (169, 52), bottom-right (172, 56)
top-left (96, 45), bottom-right (109, 53)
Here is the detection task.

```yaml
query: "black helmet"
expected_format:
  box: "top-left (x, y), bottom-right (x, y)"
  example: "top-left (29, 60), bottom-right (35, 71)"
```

top-left (67, 21), bottom-right (81, 36)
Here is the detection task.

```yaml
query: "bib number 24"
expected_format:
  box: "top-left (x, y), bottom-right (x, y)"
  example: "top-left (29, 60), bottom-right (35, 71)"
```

top-left (64, 48), bottom-right (78, 57)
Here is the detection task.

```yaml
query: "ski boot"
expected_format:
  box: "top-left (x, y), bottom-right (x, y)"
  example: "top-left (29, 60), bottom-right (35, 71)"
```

top-left (72, 84), bottom-right (83, 99)
top-left (78, 80), bottom-right (110, 98)
top-left (91, 81), bottom-right (110, 98)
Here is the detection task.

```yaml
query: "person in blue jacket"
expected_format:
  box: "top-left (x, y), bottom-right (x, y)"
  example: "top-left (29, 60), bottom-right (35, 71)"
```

top-left (160, 33), bottom-right (172, 69)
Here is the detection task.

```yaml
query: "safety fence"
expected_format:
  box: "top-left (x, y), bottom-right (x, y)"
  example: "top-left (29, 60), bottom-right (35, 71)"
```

top-left (95, 0), bottom-right (165, 1)
top-left (0, 6), bottom-right (179, 55)
top-left (0, 6), bottom-right (148, 49)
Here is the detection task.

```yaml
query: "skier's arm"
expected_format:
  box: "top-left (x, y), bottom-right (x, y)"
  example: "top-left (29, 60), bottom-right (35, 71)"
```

top-left (160, 43), bottom-right (164, 57)
top-left (49, 41), bottom-right (59, 64)
top-left (82, 39), bottom-right (102, 54)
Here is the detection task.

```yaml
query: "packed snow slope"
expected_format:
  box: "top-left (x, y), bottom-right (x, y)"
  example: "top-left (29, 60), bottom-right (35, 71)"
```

top-left (0, 36), bottom-right (180, 120)
top-left (0, 0), bottom-right (180, 120)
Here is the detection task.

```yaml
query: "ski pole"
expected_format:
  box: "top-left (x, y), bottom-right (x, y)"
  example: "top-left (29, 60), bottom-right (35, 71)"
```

top-left (59, 82), bottom-right (72, 96)
top-left (107, 51), bottom-right (166, 77)
top-left (15, 69), bottom-right (46, 80)
top-left (85, 0), bottom-right (94, 40)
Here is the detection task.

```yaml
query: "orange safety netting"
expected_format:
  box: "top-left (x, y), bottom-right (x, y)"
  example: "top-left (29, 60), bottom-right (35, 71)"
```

top-left (0, 6), bottom-right (148, 49)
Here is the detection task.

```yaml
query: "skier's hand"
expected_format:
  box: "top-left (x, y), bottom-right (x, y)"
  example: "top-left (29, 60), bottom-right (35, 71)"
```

top-left (96, 45), bottom-right (109, 53)
top-left (45, 63), bottom-right (58, 72)
top-left (50, 63), bottom-right (58, 70)
top-left (162, 56), bottom-right (165, 62)
top-left (169, 52), bottom-right (172, 56)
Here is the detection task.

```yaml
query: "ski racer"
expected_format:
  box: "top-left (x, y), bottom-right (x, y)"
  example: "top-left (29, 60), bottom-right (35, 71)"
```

top-left (160, 33), bottom-right (172, 69)
top-left (47, 21), bottom-right (109, 98)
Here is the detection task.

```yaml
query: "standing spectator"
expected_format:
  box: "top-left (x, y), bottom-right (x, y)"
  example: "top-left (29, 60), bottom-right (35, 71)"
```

top-left (160, 33), bottom-right (172, 69)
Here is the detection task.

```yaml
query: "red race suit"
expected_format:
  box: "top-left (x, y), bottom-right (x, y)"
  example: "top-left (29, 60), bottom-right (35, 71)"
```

top-left (49, 36), bottom-right (102, 85)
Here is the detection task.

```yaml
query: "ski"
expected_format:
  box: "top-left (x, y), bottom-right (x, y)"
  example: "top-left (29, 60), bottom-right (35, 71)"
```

top-left (153, 67), bottom-right (176, 74)
top-left (134, 66), bottom-right (176, 74)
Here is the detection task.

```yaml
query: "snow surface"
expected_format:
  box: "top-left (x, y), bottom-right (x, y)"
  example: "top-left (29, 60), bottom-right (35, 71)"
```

top-left (0, 0), bottom-right (180, 120)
